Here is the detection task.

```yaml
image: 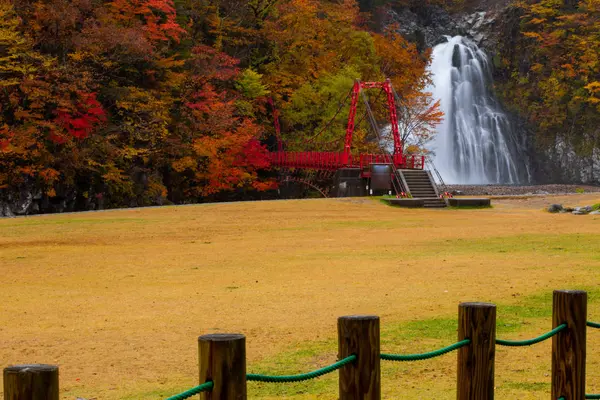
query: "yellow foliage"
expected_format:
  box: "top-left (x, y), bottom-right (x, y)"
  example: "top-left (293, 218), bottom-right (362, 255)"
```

top-left (115, 87), bottom-right (171, 145)
top-left (0, 2), bottom-right (50, 86)
top-left (523, 31), bottom-right (544, 41)
top-left (531, 63), bottom-right (544, 73)
top-left (585, 0), bottom-right (600, 11)
top-left (529, 17), bottom-right (547, 24)
top-left (171, 156), bottom-right (197, 172)
top-left (68, 51), bottom-right (86, 62)
top-left (584, 81), bottom-right (600, 94)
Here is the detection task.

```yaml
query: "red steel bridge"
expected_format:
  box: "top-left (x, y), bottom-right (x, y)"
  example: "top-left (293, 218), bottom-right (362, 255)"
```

top-left (267, 79), bottom-right (425, 174)
top-left (265, 79), bottom-right (437, 199)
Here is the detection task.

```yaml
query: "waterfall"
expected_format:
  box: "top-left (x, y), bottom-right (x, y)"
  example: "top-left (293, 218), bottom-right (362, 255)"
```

top-left (428, 36), bottom-right (524, 184)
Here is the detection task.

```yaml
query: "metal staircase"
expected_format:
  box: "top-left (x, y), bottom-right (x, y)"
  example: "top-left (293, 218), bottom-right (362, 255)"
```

top-left (398, 169), bottom-right (447, 208)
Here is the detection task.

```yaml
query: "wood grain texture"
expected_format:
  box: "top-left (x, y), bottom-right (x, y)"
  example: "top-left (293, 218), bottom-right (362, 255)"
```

top-left (338, 315), bottom-right (380, 400)
top-left (552, 290), bottom-right (587, 400)
top-left (3, 364), bottom-right (59, 400)
top-left (457, 302), bottom-right (496, 400)
top-left (199, 333), bottom-right (246, 400)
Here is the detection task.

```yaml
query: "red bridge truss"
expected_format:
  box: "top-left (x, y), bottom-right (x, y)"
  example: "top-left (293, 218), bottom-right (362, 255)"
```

top-left (267, 79), bottom-right (425, 172)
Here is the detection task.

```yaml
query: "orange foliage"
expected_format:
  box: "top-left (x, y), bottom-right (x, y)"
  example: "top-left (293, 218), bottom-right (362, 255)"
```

top-left (109, 0), bottom-right (186, 42)
top-left (176, 45), bottom-right (274, 196)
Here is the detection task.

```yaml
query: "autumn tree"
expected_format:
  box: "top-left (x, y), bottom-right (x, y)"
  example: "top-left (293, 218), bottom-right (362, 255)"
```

top-left (0, 1), bottom-right (46, 87)
top-left (496, 0), bottom-right (600, 153)
top-left (1, 2), bottom-right (105, 203)
top-left (109, 0), bottom-right (185, 43)
top-left (170, 45), bottom-right (273, 198)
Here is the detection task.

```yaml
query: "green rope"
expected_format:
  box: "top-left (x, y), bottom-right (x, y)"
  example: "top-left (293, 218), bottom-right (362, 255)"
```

top-left (246, 354), bottom-right (356, 383)
top-left (165, 320), bottom-right (598, 395)
top-left (380, 339), bottom-right (470, 361)
top-left (166, 381), bottom-right (213, 400)
top-left (496, 324), bottom-right (567, 346)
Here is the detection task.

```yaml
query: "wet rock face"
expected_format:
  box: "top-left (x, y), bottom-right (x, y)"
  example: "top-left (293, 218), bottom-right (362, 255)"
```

top-left (0, 182), bottom-right (85, 217)
top-left (0, 186), bottom-right (36, 217)
top-left (1, 202), bottom-right (15, 217)
top-left (385, 6), bottom-right (459, 50)
top-left (451, 44), bottom-right (462, 68)
top-left (456, 11), bottom-right (498, 47)
top-left (384, 4), bottom-right (502, 50)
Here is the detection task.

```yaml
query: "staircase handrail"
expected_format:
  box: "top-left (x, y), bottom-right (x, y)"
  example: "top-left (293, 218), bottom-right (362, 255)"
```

top-left (426, 156), bottom-right (447, 193)
top-left (424, 157), bottom-right (450, 205)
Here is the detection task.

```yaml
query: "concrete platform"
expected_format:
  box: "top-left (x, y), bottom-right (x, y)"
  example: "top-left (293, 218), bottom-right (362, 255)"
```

top-left (382, 198), bottom-right (425, 207)
top-left (447, 198), bottom-right (491, 207)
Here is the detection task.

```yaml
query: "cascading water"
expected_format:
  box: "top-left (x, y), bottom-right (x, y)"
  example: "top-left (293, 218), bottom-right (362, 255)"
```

top-left (429, 36), bottom-right (525, 184)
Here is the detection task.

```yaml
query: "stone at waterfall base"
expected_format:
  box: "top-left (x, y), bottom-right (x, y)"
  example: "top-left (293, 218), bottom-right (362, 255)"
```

top-left (548, 204), bottom-right (563, 213)
top-left (547, 203), bottom-right (600, 215)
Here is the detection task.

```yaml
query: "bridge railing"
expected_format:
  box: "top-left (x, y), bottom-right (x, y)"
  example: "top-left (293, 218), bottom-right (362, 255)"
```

top-left (269, 152), bottom-right (425, 171)
top-left (269, 151), bottom-right (347, 170)
top-left (5, 290), bottom-right (599, 400)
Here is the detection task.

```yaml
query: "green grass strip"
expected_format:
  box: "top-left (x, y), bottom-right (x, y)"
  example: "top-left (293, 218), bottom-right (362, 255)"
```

top-left (380, 339), bottom-right (471, 361)
top-left (586, 395), bottom-right (600, 399)
top-left (496, 324), bottom-right (567, 347)
top-left (588, 321), bottom-right (600, 329)
top-left (166, 381), bottom-right (213, 400)
top-left (246, 354), bottom-right (356, 383)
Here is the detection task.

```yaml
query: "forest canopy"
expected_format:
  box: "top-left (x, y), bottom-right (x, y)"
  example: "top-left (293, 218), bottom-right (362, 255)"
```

top-left (0, 0), bottom-right (435, 210)
top-left (495, 0), bottom-right (600, 155)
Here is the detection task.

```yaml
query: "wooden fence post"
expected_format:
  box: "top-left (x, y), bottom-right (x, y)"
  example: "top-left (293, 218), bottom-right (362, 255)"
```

top-left (338, 315), bottom-right (380, 400)
top-left (457, 302), bottom-right (496, 400)
top-left (3, 364), bottom-right (59, 400)
top-left (552, 290), bottom-right (587, 400)
top-left (199, 333), bottom-right (246, 400)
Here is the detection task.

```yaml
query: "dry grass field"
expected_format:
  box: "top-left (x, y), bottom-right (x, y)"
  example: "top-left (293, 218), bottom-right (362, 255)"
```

top-left (1, 194), bottom-right (600, 399)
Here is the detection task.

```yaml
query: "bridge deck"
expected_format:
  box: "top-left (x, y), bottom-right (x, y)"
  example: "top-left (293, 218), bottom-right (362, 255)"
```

top-left (269, 151), bottom-right (424, 171)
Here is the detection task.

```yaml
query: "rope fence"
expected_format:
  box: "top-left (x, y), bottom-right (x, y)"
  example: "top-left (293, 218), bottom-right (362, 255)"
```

top-left (166, 381), bottom-right (213, 400)
top-left (3, 289), bottom-right (599, 400)
top-left (163, 290), bottom-right (599, 400)
top-left (246, 354), bottom-right (356, 383)
top-left (495, 323), bottom-right (567, 346)
top-left (380, 338), bottom-right (470, 361)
